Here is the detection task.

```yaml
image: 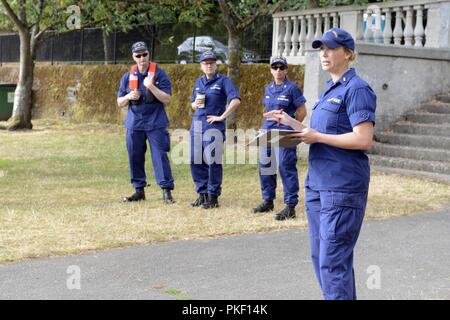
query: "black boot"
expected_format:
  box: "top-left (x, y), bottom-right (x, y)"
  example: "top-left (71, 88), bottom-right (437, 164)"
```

top-left (202, 194), bottom-right (219, 209)
top-left (275, 205), bottom-right (296, 220)
top-left (123, 188), bottom-right (145, 202)
top-left (252, 200), bottom-right (274, 213)
top-left (191, 193), bottom-right (207, 207)
top-left (163, 189), bottom-right (175, 204)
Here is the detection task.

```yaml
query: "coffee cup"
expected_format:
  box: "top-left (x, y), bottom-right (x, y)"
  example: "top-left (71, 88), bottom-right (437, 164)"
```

top-left (196, 92), bottom-right (205, 108)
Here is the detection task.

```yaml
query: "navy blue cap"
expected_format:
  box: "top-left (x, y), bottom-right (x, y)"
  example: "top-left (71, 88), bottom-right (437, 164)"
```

top-left (312, 28), bottom-right (355, 51)
top-left (131, 41), bottom-right (149, 53)
top-left (270, 55), bottom-right (288, 67)
top-left (200, 51), bottom-right (217, 62)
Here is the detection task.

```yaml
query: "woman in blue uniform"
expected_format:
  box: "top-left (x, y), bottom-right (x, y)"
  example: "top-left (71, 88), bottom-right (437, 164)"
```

top-left (190, 51), bottom-right (241, 209)
top-left (252, 56), bottom-right (306, 221)
top-left (264, 28), bottom-right (377, 299)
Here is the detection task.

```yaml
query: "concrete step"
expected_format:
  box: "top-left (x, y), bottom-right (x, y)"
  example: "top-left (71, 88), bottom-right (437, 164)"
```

top-left (392, 121), bottom-right (450, 137)
top-left (436, 94), bottom-right (450, 103)
top-left (372, 166), bottom-right (450, 184)
top-left (405, 112), bottom-right (450, 124)
top-left (369, 155), bottom-right (450, 175)
top-left (421, 101), bottom-right (450, 114)
top-left (377, 132), bottom-right (450, 149)
top-left (370, 143), bottom-right (450, 162)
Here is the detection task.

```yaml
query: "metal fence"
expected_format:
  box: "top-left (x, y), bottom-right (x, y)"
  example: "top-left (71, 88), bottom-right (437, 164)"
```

top-left (0, 17), bottom-right (273, 65)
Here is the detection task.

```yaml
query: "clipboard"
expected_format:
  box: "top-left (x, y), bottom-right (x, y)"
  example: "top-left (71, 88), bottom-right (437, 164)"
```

top-left (248, 129), bottom-right (302, 148)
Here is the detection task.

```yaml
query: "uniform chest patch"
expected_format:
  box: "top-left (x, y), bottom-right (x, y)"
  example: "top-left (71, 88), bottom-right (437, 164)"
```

top-left (327, 97), bottom-right (342, 105)
top-left (277, 95), bottom-right (289, 102)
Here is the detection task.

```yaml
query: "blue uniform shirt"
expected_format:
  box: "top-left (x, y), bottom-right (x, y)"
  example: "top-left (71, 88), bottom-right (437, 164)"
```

top-left (117, 66), bottom-right (172, 130)
top-left (306, 68), bottom-right (377, 192)
top-left (190, 73), bottom-right (240, 133)
top-left (262, 78), bottom-right (306, 130)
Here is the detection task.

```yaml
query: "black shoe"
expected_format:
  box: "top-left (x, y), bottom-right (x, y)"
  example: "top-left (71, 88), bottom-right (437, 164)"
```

top-left (252, 200), bottom-right (274, 213)
top-left (191, 193), bottom-right (207, 207)
top-left (202, 194), bottom-right (219, 209)
top-left (275, 205), bottom-right (296, 220)
top-left (163, 189), bottom-right (175, 204)
top-left (123, 188), bottom-right (145, 202)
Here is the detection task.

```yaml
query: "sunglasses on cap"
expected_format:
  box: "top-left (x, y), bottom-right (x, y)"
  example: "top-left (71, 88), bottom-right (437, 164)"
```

top-left (134, 52), bottom-right (148, 59)
top-left (271, 65), bottom-right (287, 71)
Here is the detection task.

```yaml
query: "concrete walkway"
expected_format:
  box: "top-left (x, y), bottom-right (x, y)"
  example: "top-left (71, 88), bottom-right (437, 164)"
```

top-left (0, 209), bottom-right (449, 300)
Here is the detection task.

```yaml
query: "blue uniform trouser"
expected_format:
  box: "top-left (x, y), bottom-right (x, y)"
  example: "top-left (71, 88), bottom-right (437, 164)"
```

top-left (190, 130), bottom-right (224, 196)
top-left (126, 128), bottom-right (174, 190)
top-left (305, 186), bottom-right (367, 300)
top-left (258, 146), bottom-right (299, 206)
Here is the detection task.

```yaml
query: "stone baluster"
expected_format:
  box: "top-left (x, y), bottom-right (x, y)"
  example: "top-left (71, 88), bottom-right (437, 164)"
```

top-left (355, 10), bottom-right (364, 41)
top-left (393, 7), bottom-right (404, 45)
top-left (332, 12), bottom-right (339, 28)
top-left (323, 13), bottom-right (330, 33)
top-left (299, 15), bottom-right (307, 56)
top-left (305, 15), bottom-right (315, 46)
top-left (283, 17), bottom-right (292, 56)
top-left (414, 5), bottom-right (425, 47)
top-left (374, 7), bottom-right (383, 43)
top-left (383, 8), bottom-right (393, 45)
top-left (277, 19), bottom-right (285, 55)
top-left (272, 17), bottom-right (280, 56)
top-left (314, 14), bottom-right (323, 40)
top-left (403, 6), bottom-right (414, 46)
top-left (291, 16), bottom-right (299, 56)
top-left (364, 12), bottom-right (374, 42)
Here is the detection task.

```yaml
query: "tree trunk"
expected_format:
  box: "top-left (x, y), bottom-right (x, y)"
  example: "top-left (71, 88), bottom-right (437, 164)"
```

top-left (6, 30), bottom-right (34, 130)
top-left (102, 29), bottom-right (112, 65)
top-left (226, 29), bottom-right (241, 129)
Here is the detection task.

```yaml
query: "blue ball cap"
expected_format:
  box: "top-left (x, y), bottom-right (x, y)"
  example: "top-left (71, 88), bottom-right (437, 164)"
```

top-left (270, 55), bottom-right (288, 67)
top-left (131, 41), bottom-right (149, 53)
top-left (200, 51), bottom-right (217, 62)
top-left (312, 28), bottom-right (355, 51)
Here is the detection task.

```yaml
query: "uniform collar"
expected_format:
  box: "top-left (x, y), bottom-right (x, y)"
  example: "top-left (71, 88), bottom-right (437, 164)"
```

top-left (202, 72), bottom-right (220, 83)
top-left (326, 68), bottom-right (356, 88)
top-left (270, 77), bottom-right (289, 91)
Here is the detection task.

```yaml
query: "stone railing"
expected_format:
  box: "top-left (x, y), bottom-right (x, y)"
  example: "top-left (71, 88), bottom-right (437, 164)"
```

top-left (272, 0), bottom-right (450, 64)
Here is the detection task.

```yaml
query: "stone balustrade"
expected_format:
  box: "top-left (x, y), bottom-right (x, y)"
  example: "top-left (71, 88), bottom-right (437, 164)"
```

top-left (273, 0), bottom-right (450, 64)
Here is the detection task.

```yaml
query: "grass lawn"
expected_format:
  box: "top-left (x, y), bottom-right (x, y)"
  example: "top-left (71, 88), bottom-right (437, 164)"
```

top-left (0, 119), bottom-right (449, 264)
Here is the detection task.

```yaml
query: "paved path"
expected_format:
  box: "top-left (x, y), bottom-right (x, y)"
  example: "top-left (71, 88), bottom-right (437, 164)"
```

top-left (0, 210), bottom-right (449, 300)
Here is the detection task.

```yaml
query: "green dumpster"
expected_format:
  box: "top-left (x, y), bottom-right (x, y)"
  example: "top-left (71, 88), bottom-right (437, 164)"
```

top-left (0, 84), bottom-right (16, 121)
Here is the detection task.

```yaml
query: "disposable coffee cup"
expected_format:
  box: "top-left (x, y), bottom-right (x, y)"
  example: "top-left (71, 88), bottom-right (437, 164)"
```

top-left (196, 92), bottom-right (205, 108)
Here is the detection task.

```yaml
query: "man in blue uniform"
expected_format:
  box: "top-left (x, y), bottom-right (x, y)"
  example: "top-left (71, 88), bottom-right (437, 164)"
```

top-left (253, 56), bottom-right (306, 220)
top-left (264, 28), bottom-right (377, 299)
top-left (190, 51), bottom-right (241, 209)
top-left (117, 41), bottom-right (175, 204)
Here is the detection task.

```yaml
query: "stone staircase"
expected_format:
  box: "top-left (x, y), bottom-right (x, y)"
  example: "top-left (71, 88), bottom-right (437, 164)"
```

top-left (369, 92), bottom-right (450, 183)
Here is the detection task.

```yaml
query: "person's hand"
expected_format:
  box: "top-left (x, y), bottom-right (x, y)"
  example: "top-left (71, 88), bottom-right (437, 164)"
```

top-left (206, 115), bottom-right (224, 123)
top-left (128, 89), bottom-right (140, 101)
top-left (286, 127), bottom-right (320, 145)
top-left (191, 99), bottom-right (203, 110)
top-left (263, 110), bottom-right (293, 127)
top-left (143, 75), bottom-right (155, 88)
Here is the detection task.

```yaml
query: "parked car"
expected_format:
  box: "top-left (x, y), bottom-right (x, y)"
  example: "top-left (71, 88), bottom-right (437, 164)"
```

top-left (176, 36), bottom-right (260, 64)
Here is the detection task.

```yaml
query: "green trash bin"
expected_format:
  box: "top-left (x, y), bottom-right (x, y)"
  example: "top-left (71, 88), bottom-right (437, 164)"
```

top-left (0, 84), bottom-right (16, 121)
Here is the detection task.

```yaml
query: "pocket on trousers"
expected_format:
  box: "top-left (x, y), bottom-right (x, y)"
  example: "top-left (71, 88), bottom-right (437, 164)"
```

top-left (320, 192), bottom-right (367, 242)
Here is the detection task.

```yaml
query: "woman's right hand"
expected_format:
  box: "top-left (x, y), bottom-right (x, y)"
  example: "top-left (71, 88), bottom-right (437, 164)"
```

top-left (263, 110), bottom-right (293, 126)
top-left (192, 99), bottom-right (202, 110)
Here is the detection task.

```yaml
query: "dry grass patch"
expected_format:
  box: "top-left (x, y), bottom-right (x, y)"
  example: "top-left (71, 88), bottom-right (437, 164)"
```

top-left (0, 119), bottom-right (449, 264)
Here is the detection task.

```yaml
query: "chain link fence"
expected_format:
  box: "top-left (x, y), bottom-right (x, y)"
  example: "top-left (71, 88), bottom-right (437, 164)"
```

top-left (0, 17), bottom-right (272, 65)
